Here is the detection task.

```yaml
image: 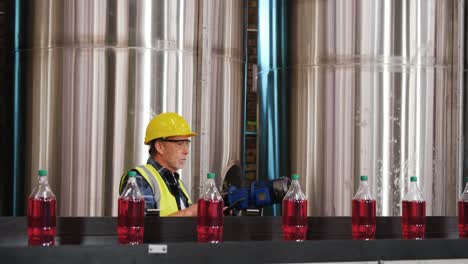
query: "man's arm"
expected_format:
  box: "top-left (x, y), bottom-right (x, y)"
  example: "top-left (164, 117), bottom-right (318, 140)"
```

top-left (168, 203), bottom-right (198, 217)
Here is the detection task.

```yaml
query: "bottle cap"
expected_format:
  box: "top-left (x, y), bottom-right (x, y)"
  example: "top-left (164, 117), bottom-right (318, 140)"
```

top-left (360, 175), bottom-right (368, 181)
top-left (207, 172), bottom-right (215, 179)
top-left (128, 171), bottom-right (137, 178)
top-left (38, 169), bottom-right (47, 177)
top-left (291, 174), bottom-right (300, 180)
top-left (410, 176), bottom-right (417, 182)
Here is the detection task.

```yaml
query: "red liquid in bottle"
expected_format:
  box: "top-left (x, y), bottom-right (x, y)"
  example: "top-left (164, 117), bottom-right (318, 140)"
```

top-left (282, 199), bottom-right (308, 241)
top-left (28, 197), bottom-right (56, 246)
top-left (117, 197), bottom-right (145, 244)
top-left (458, 201), bottom-right (468, 238)
top-left (352, 199), bottom-right (376, 240)
top-left (401, 200), bottom-right (426, 240)
top-left (197, 199), bottom-right (224, 243)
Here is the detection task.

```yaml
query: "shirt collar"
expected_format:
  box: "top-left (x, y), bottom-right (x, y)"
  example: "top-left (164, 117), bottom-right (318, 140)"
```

top-left (147, 158), bottom-right (180, 180)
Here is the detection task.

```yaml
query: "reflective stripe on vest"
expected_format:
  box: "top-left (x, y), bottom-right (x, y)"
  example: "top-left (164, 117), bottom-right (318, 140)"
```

top-left (120, 164), bottom-right (192, 216)
top-left (135, 165), bottom-right (161, 206)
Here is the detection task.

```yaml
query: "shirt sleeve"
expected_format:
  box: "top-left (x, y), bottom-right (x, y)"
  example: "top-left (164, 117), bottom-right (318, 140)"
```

top-left (121, 170), bottom-right (157, 210)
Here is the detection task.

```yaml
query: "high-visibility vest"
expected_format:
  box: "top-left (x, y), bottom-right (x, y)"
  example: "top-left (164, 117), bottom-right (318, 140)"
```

top-left (120, 164), bottom-right (192, 216)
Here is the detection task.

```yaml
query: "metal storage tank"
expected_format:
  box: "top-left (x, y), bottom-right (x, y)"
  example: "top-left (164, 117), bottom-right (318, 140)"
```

top-left (13, 0), bottom-right (244, 216)
top-left (259, 0), bottom-right (463, 216)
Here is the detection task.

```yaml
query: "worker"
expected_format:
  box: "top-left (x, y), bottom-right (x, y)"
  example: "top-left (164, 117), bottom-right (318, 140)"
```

top-left (119, 112), bottom-right (198, 216)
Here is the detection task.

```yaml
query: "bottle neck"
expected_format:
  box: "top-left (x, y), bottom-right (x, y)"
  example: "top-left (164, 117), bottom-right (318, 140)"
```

top-left (128, 177), bottom-right (136, 184)
top-left (284, 179), bottom-right (306, 201)
top-left (291, 179), bottom-right (300, 187)
top-left (206, 178), bottom-right (216, 188)
top-left (353, 180), bottom-right (373, 200)
top-left (408, 181), bottom-right (419, 191)
top-left (31, 175), bottom-right (55, 199)
top-left (404, 181), bottom-right (424, 201)
top-left (288, 179), bottom-right (301, 192)
top-left (359, 181), bottom-right (370, 193)
top-left (206, 179), bottom-right (219, 194)
top-left (121, 176), bottom-right (142, 199)
top-left (201, 178), bottom-right (222, 201)
top-left (38, 176), bottom-right (49, 185)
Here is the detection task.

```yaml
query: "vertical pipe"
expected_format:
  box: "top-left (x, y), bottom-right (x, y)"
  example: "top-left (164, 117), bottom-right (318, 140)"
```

top-left (12, 0), bottom-right (25, 216)
top-left (258, 0), bottom-right (290, 215)
top-left (0, 0), bottom-right (14, 215)
top-left (241, 0), bottom-right (249, 187)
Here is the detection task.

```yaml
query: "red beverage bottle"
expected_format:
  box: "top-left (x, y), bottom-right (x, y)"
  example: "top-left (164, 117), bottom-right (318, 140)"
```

top-left (458, 177), bottom-right (468, 238)
top-left (197, 172), bottom-right (224, 243)
top-left (118, 171), bottom-right (145, 245)
top-left (401, 176), bottom-right (425, 240)
top-left (28, 169), bottom-right (56, 246)
top-left (282, 173), bottom-right (308, 241)
top-left (352, 175), bottom-right (376, 240)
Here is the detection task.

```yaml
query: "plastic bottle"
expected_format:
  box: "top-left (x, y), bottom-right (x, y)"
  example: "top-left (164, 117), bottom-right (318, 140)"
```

top-left (459, 177), bottom-right (468, 238)
top-left (282, 173), bottom-right (308, 241)
top-left (197, 172), bottom-right (224, 243)
top-left (401, 176), bottom-right (426, 240)
top-left (117, 171), bottom-right (145, 244)
top-left (28, 169), bottom-right (56, 246)
top-left (352, 175), bottom-right (376, 240)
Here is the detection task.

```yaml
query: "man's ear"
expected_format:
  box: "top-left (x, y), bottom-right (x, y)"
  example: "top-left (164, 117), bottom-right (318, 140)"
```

top-left (155, 141), bottom-right (164, 155)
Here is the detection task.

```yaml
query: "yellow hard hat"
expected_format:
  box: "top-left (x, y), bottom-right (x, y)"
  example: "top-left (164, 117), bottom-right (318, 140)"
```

top-left (144, 112), bottom-right (197, 144)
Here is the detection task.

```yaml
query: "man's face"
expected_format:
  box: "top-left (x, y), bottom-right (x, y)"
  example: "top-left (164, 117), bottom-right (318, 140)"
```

top-left (155, 136), bottom-right (191, 172)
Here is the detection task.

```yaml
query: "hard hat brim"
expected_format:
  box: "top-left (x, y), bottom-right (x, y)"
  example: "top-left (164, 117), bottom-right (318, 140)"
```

top-left (144, 131), bottom-right (198, 145)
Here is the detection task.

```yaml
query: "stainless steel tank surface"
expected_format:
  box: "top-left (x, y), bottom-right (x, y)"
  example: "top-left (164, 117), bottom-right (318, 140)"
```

top-left (17, 0), bottom-right (245, 216)
top-left (259, 0), bottom-right (463, 216)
